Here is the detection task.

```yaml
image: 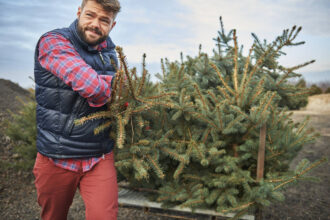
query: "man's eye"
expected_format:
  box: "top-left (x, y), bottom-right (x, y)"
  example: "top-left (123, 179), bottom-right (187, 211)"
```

top-left (101, 20), bottom-right (110, 24)
top-left (86, 13), bottom-right (92, 17)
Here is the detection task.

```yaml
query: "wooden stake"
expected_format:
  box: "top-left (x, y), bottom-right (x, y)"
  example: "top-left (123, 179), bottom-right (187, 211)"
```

top-left (257, 124), bottom-right (267, 181)
top-left (255, 124), bottom-right (267, 220)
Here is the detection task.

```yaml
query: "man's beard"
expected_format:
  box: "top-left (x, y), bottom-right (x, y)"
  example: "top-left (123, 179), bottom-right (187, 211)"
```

top-left (77, 22), bottom-right (107, 47)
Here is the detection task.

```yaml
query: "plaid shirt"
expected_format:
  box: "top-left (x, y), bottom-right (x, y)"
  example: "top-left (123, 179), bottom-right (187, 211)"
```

top-left (49, 154), bottom-right (107, 172)
top-left (38, 33), bottom-right (113, 172)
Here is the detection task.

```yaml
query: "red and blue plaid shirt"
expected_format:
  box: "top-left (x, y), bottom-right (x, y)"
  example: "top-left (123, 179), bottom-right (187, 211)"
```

top-left (48, 154), bottom-right (106, 172)
top-left (38, 33), bottom-right (113, 172)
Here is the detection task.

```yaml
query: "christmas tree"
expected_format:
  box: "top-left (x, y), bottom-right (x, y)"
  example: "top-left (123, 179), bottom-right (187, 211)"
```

top-left (77, 17), bottom-right (326, 218)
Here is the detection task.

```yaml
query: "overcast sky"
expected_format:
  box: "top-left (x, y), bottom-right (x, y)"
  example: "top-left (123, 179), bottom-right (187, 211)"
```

top-left (0, 0), bottom-right (329, 88)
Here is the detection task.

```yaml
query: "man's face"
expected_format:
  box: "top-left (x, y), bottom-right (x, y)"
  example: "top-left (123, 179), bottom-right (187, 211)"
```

top-left (77, 0), bottom-right (116, 47)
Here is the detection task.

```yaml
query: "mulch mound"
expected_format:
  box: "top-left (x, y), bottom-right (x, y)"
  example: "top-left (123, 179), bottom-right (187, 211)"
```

top-left (0, 78), bottom-right (31, 114)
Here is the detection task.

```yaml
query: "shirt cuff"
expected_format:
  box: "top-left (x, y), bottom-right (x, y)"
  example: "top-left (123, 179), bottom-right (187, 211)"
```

top-left (87, 75), bottom-right (113, 107)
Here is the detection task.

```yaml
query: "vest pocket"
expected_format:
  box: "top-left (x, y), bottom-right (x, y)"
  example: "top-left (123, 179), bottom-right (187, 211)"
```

top-left (63, 98), bottom-right (85, 136)
top-left (63, 116), bottom-right (75, 136)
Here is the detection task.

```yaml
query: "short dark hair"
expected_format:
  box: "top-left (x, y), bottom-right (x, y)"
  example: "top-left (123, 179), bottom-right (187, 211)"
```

top-left (81, 0), bottom-right (121, 16)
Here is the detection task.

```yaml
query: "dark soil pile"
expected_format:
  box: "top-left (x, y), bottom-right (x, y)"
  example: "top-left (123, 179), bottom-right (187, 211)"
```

top-left (0, 79), bottom-right (31, 115)
top-left (0, 79), bottom-right (329, 220)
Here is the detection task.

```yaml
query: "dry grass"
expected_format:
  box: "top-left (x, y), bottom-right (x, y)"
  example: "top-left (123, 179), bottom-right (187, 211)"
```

top-left (292, 94), bottom-right (330, 115)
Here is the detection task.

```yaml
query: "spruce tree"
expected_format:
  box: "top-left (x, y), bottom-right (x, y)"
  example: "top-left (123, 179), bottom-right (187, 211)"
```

top-left (77, 17), bottom-right (326, 218)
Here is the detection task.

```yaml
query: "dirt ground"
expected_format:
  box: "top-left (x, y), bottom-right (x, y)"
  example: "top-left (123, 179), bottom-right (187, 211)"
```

top-left (0, 80), bottom-right (329, 220)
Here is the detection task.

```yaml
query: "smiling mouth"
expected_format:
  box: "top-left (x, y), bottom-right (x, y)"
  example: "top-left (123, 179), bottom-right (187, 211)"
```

top-left (85, 27), bottom-right (102, 36)
top-left (87, 30), bottom-right (101, 36)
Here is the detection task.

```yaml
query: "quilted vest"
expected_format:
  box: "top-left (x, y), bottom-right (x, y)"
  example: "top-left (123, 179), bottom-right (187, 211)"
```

top-left (34, 19), bottom-right (117, 158)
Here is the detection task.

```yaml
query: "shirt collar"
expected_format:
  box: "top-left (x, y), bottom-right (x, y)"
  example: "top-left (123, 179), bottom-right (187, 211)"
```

top-left (97, 40), bottom-right (108, 51)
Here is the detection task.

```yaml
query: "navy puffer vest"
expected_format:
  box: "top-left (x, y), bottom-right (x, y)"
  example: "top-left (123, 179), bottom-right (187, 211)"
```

top-left (34, 19), bottom-right (117, 159)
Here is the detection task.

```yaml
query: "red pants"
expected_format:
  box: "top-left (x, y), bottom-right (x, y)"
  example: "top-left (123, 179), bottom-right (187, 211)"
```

top-left (33, 152), bottom-right (118, 220)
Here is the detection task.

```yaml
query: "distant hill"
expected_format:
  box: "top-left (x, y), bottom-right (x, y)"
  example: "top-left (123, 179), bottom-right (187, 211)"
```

top-left (0, 78), bottom-right (31, 115)
top-left (300, 70), bottom-right (330, 83)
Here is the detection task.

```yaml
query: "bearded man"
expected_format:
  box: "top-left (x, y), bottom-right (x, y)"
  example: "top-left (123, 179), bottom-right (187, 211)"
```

top-left (33, 0), bottom-right (121, 219)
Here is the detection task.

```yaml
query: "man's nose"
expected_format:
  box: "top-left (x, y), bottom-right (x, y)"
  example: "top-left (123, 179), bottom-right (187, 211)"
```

top-left (90, 18), bottom-right (101, 28)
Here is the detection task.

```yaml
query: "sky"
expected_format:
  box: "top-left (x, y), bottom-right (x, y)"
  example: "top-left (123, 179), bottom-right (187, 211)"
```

top-left (0, 0), bottom-right (329, 88)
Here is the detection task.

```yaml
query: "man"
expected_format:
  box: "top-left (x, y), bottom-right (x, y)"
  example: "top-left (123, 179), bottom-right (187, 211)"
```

top-left (33, 0), bottom-right (121, 219)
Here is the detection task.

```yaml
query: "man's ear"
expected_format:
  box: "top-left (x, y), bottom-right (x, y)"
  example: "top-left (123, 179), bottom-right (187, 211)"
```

top-left (110, 21), bottom-right (116, 31)
top-left (77, 7), bottom-right (82, 18)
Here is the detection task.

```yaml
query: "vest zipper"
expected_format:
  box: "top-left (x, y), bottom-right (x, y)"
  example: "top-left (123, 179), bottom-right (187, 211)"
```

top-left (99, 51), bottom-right (105, 65)
top-left (99, 51), bottom-right (106, 75)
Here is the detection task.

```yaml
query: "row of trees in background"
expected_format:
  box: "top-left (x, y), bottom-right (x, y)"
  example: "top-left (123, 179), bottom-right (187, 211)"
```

top-left (293, 78), bottom-right (330, 96)
top-left (1, 90), bottom-right (36, 170)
